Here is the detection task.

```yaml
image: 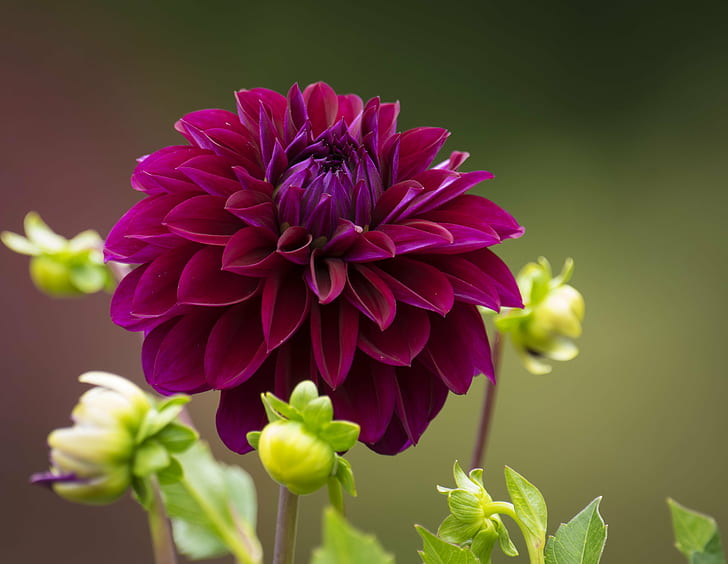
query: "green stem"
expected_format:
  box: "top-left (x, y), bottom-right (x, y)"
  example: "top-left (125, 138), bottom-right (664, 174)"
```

top-left (147, 478), bottom-right (178, 564)
top-left (327, 477), bottom-right (345, 515)
top-left (273, 486), bottom-right (300, 564)
top-left (482, 502), bottom-right (545, 564)
top-left (470, 332), bottom-right (504, 470)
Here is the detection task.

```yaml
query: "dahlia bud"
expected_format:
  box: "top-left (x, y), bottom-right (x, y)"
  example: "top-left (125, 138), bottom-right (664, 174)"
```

top-left (247, 380), bottom-right (359, 496)
top-left (1, 211), bottom-right (113, 296)
top-left (493, 257), bottom-right (585, 374)
top-left (32, 372), bottom-right (197, 505)
top-left (437, 462), bottom-right (518, 560)
top-left (258, 421), bottom-right (336, 495)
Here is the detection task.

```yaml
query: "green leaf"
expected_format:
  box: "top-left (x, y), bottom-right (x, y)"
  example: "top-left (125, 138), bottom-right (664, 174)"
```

top-left (157, 456), bottom-right (183, 485)
top-left (320, 421), bottom-right (360, 452)
top-left (415, 525), bottom-right (479, 564)
top-left (504, 466), bottom-right (547, 554)
top-left (247, 431), bottom-right (261, 450)
top-left (69, 262), bottom-right (107, 293)
top-left (494, 515), bottom-right (519, 557)
top-left (160, 442), bottom-right (261, 562)
top-left (303, 396), bottom-right (334, 430)
top-left (437, 514), bottom-right (480, 545)
top-left (334, 455), bottom-right (357, 497)
top-left (133, 440), bottom-right (171, 477)
top-left (262, 392), bottom-right (301, 421)
top-left (544, 497), bottom-right (607, 564)
top-left (312, 507), bottom-right (394, 564)
top-left (154, 422), bottom-right (199, 453)
top-left (1, 231), bottom-right (38, 255)
top-left (668, 498), bottom-right (725, 564)
top-left (289, 380), bottom-right (319, 411)
top-left (136, 396), bottom-right (190, 441)
top-left (131, 476), bottom-right (153, 509)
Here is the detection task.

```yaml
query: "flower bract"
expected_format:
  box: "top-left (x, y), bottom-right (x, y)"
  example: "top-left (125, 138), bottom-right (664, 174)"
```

top-left (105, 82), bottom-right (523, 454)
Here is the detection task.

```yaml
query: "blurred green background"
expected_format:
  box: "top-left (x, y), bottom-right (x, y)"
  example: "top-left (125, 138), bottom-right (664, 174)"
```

top-left (2, 1), bottom-right (726, 562)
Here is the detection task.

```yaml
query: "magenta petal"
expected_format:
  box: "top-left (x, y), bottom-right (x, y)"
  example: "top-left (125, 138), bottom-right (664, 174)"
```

top-left (323, 219), bottom-right (360, 255)
top-left (344, 264), bottom-right (396, 330)
top-left (305, 252), bottom-right (347, 304)
top-left (132, 245), bottom-right (198, 317)
top-left (178, 247), bottom-right (259, 306)
top-left (462, 249), bottom-right (523, 308)
top-left (276, 226), bottom-right (312, 265)
top-left (110, 264), bottom-right (152, 330)
top-left (205, 300), bottom-right (269, 389)
top-left (222, 227), bottom-right (281, 276)
top-left (423, 303), bottom-right (493, 392)
top-left (310, 300), bottom-right (359, 389)
top-left (177, 154), bottom-right (242, 197)
top-left (132, 146), bottom-right (207, 194)
top-left (164, 195), bottom-right (243, 245)
top-left (377, 102), bottom-right (400, 145)
top-left (231, 166), bottom-right (275, 197)
top-left (225, 190), bottom-right (278, 235)
top-left (216, 368), bottom-right (274, 454)
top-left (394, 363), bottom-right (449, 444)
top-left (377, 220), bottom-right (454, 254)
top-left (407, 170), bottom-right (495, 216)
top-left (336, 93), bottom-right (364, 125)
top-left (235, 88), bottom-right (287, 136)
top-left (344, 230), bottom-right (396, 262)
top-left (371, 180), bottom-right (424, 226)
top-left (104, 193), bottom-right (190, 263)
top-left (303, 82), bottom-right (338, 137)
top-left (373, 258), bottom-right (454, 316)
top-left (358, 305), bottom-right (430, 366)
top-left (327, 358), bottom-right (396, 444)
top-left (261, 269), bottom-right (311, 352)
top-left (147, 310), bottom-right (218, 394)
top-left (434, 151), bottom-right (470, 171)
top-left (394, 127), bottom-right (449, 182)
top-left (367, 415), bottom-right (411, 455)
top-left (426, 194), bottom-right (523, 240)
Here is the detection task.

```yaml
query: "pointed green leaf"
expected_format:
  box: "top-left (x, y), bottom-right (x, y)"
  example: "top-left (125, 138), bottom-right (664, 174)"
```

top-left (303, 396), bottom-right (334, 430)
top-left (668, 499), bottom-right (725, 564)
top-left (157, 456), bottom-right (183, 485)
top-left (472, 527), bottom-right (499, 563)
top-left (312, 507), bottom-right (394, 564)
top-left (289, 380), bottom-right (319, 411)
top-left (320, 421), bottom-right (360, 452)
top-left (437, 514), bottom-right (480, 545)
top-left (415, 525), bottom-right (480, 564)
top-left (334, 455), bottom-right (357, 497)
top-left (262, 392), bottom-right (301, 421)
top-left (504, 466), bottom-right (547, 539)
top-left (133, 440), bottom-right (171, 477)
top-left (544, 497), bottom-right (607, 564)
top-left (452, 461), bottom-right (480, 494)
top-left (247, 431), bottom-right (261, 450)
top-left (131, 476), bottom-right (153, 509)
top-left (160, 442), bottom-right (261, 562)
top-left (24, 212), bottom-right (66, 252)
top-left (154, 422), bottom-right (199, 453)
top-left (494, 515), bottom-right (519, 557)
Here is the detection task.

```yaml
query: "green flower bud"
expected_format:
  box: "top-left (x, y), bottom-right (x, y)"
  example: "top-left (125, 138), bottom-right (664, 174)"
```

top-left (493, 257), bottom-right (585, 374)
top-left (436, 462), bottom-right (518, 559)
top-left (32, 372), bottom-right (197, 505)
top-left (248, 380), bottom-right (360, 497)
top-left (2, 212), bottom-right (113, 297)
top-left (258, 420), bottom-right (336, 495)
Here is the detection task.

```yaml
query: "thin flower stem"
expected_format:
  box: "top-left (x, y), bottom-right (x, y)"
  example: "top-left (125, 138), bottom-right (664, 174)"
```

top-left (273, 486), bottom-right (300, 564)
top-left (147, 478), bottom-right (178, 564)
top-left (470, 331), bottom-right (504, 470)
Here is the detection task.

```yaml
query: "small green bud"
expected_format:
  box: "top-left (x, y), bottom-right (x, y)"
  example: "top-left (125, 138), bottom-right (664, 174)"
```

top-left (32, 372), bottom-right (197, 505)
top-left (436, 462), bottom-right (517, 558)
top-left (251, 381), bottom-right (360, 496)
top-left (493, 257), bottom-right (585, 374)
top-left (258, 420), bottom-right (336, 495)
top-left (2, 212), bottom-right (113, 297)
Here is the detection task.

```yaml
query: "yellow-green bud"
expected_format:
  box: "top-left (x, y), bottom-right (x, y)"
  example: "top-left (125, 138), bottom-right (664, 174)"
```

top-left (493, 257), bottom-right (585, 375)
top-left (258, 420), bottom-right (336, 495)
top-left (2, 212), bottom-right (112, 297)
top-left (32, 372), bottom-right (197, 506)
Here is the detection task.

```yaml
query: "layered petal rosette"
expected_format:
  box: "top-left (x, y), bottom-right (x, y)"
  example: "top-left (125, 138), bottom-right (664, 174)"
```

top-left (106, 82), bottom-right (524, 455)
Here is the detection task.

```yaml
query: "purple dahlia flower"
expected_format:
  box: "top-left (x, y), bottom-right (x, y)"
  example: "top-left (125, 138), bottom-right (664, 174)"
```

top-left (105, 82), bottom-right (524, 455)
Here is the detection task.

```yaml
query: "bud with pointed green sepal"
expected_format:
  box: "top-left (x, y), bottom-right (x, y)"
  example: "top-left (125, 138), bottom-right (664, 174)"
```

top-left (2, 212), bottom-right (114, 297)
top-left (436, 461), bottom-right (518, 562)
top-left (32, 372), bottom-right (198, 505)
top-left (491, 257), bottom-right (585, 374)
top-left (247, 381), bottom-right (359, 496)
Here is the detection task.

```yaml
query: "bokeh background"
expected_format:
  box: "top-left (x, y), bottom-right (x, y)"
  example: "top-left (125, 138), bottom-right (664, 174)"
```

top-left (2, 1), bottom-right (727, 562)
